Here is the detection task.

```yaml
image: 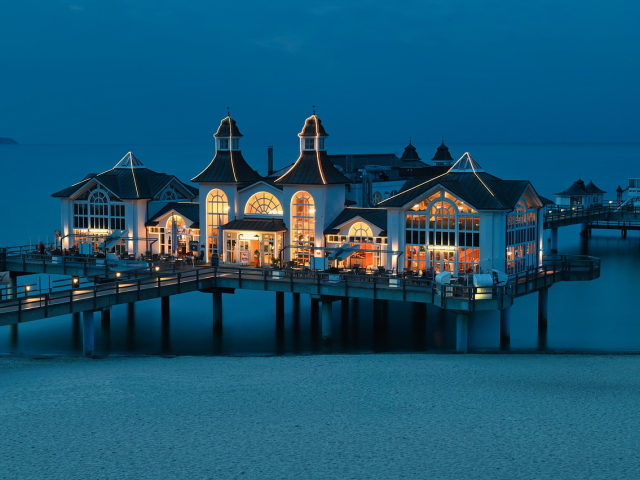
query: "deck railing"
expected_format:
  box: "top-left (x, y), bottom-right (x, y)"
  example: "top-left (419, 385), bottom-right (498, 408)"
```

top-left (0, 255), bottom-right (600, 320)
top-left (543, 204), bottom-right (640, 229)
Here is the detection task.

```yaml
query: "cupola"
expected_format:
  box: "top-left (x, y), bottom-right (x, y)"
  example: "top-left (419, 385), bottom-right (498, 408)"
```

top-left (432, 140), bottom-right (454, 166)
top-left (298, 114), bottom-right (328, 152)
top-left (214, 116), bottom-right (243, 152)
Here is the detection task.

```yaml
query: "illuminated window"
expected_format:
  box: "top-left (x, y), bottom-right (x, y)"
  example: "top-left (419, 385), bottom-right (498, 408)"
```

top-left (73, 185), bottom-right (125, 232)
top-left (291, 191), bottom-right (315, 265)
top-left (506, 194), bottom-right (538, 275)
top-left (404, 190), bottom-right (479, 274)
top-left (207, 189), bottom-right (228, 255)
top-left (245, 192), bottom-right (283, 216)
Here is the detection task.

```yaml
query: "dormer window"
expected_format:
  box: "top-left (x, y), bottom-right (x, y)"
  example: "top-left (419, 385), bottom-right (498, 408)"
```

top-left (318, 138), bottom-right (325, 150)
top-left (304, 138), bottom-right (315, 150)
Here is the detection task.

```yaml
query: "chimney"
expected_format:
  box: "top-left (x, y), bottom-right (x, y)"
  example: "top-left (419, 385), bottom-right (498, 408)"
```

top-left (267, 146), bottom-right (274, 175)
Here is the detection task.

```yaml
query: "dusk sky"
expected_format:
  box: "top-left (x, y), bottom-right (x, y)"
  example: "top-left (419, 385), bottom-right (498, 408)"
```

top-left (2, 1), bottom-right (639, 145)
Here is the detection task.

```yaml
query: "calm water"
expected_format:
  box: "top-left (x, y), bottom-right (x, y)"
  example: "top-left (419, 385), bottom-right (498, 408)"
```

top-left (1, 143), bottom-right (639, 355)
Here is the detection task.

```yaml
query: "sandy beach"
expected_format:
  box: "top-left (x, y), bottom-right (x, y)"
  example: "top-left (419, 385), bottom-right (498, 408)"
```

top-left (0, 354), bottom-right (638, 479)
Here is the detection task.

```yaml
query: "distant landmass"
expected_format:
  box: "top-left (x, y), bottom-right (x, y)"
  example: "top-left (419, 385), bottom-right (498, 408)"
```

top-left (0, 138), bottom-right (18, 144)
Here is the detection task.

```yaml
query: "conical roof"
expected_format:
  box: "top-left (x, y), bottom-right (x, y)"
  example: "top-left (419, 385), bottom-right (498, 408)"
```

top-left (275, 115), bottom-right (348, 185)
top-left (114, 151), bottom-right (145, 168)
top-left (400, 141), bottom-right (420, 161)
top-left (214, 116), bottom-right (243, 138)
top-left (432, 140), bottom-right (454, 161)
top-left (298, 115), bottom-right (328, 137)
top-left (192, 116), bottom-right (261, 183)
top-left (449, 152), bottom-right (484, 173)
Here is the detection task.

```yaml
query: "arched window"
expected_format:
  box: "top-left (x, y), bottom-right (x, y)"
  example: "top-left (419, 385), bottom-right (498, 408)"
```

top-left (291, 191), bottom-right (315, 265)
top-left (161, 188), bottom-right (177, 201)
top-left (89, 190), bottom-right (109, 230)
top-left (372, 191), bottom-right (383, 205)
top-left (207, 189), bottom-right (228, 255)
top-left (245, 192), bottom-right (283, 215)
top-left (404, 191), bottom-right (480, 274)
top-left (348, 222), bottom-right (373, 243)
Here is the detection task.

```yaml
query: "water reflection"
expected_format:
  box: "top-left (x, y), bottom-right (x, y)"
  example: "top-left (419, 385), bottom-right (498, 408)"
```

top-left (2, 229), bottom-right (640, 356)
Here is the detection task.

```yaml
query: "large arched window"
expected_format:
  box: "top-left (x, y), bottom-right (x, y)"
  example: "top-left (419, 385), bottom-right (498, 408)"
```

top-left (207, 189), bottom-right (228, 255)
top-left (73, 185), bottom-right (125, 232)
top-left (348, 222), bottom-right (373, 242)
top-left (244, 192), bottom-right (283, 216)
top-left (506, 195), bottom-right (538, 274)
top-left (404, 191), bottom-right (479, 274)
top-left (291, 191), bottom-right (315, 265)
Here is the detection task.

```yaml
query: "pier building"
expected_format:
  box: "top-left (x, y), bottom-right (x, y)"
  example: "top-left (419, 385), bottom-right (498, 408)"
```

top-left (190, 114), bottom-right (548, 277)
top-left (0, 114), bottom-right (606, 356)
top-left (52, 152), bottom-right (199, 257)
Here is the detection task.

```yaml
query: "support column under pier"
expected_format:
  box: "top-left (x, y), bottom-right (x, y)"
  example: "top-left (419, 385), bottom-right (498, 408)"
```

top-left (538, 287), bottom-right (549, 351)
top-left (411, 302), bottom-right (427, 351)
top-left (82, 310), bottom-right (95, 357)
top-left (580, 222), bottom-right (590, 237)
top-left (310, 298), bottom-right (320, 340)
top-left (212, 291), bottom-right (223, 335)
top-left (500, 307), bottom-right (511, 351)
top-left (275, 291), bottom-right (285, 333)
top-left (456, 311), bottom-right (468, 354)
top-left (550, 228), bottom-right (559, 254)
top-left (101, 308), bottom-right (111, 354)
top-left (321, 298), bottom-right (333, 343)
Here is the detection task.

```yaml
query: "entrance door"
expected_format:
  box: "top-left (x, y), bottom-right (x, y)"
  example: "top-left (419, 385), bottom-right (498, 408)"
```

top-left (429, 250), bottom-right (455, 274)
top-left (238, 239), bottom-right (251, 265)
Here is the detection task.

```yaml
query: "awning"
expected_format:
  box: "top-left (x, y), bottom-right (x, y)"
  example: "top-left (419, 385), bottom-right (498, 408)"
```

top-left (327, 244), bottom-right (361, 261)
top-left (99, 230), bottom-right (126, 250)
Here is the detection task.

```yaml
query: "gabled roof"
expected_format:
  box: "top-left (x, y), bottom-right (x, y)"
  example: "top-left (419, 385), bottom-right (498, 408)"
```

top-left (379, 153), bottom-right (534, 210)
top-left (51, 152), bottom-right (197, 200)
top-left (223, 218), bottom-right (287, 232)
top-left (192, 150), bottom-right (262, 183)
top-left (324, 208), bottom-right (387, 234)
top-left (585, 181), bottom-right (606, 194)
top-left (237, 179), bottom-right (283, 193)
top-left (145, 202), bottom-right (200, 228)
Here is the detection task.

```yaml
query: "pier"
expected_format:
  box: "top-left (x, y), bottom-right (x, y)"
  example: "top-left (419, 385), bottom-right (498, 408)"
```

top-left (0, 251), bottom-right (600, 355)
top-left (543, 204), bottom-right (640, 251)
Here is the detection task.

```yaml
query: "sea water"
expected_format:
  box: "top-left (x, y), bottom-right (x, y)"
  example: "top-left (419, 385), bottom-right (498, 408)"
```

top-left (1, 142), bottom-right (639, 355)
